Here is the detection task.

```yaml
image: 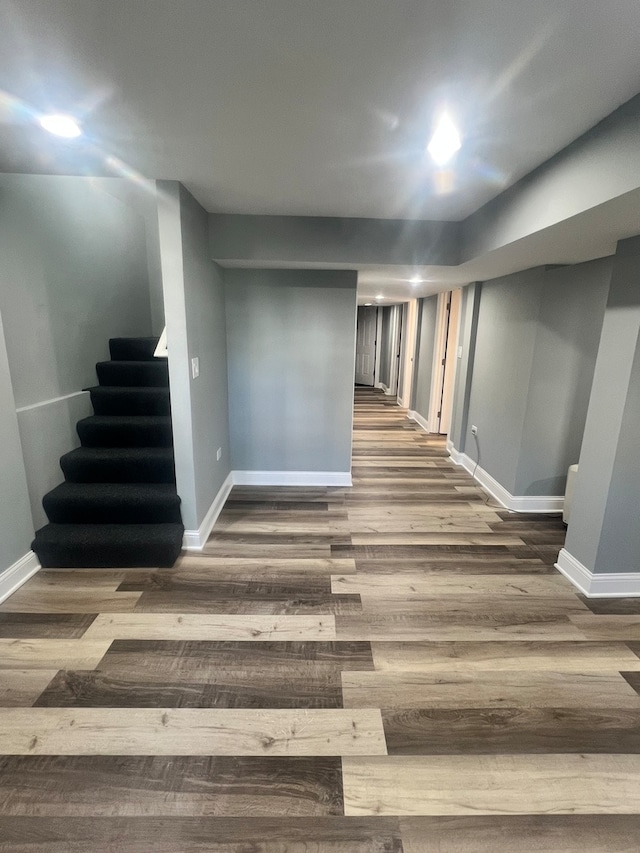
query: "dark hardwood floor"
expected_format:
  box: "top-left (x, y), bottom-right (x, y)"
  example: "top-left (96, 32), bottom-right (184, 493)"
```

top-left (1, 387), bottom-right (640, 850)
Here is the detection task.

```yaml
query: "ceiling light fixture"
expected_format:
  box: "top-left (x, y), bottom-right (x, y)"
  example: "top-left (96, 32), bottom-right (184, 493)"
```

top-left (376, 295), bottom-right (384, 301)
top-left (410, 276), bottom-right (423, 285)
top-left (39, 114), bottom-right (82, 138)
top-left (427, 113), bottom-right (461, 166)
top-left (364, 302), bottom-right (373, 306)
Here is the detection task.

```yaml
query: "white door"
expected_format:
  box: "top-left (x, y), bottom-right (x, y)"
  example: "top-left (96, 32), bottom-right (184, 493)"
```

top-left (355, 306), bottom-right (377, 385)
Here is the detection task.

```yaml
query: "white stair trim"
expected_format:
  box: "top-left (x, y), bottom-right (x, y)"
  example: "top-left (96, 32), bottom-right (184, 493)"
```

top-left (0, 551), bottom-right (40, 605)
top-left (556, 548), bottom-right (640, 597)
top-left (183, 472), bottom-right (234, 551)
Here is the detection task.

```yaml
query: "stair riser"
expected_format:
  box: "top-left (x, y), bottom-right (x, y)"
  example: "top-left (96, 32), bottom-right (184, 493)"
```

top-left (89, 391), bottom-right (171, 416)
top-left (109, 338), bottom-right (159, 361)
top-left (96, 362), bottom-right (169, 388)
top-left (43, 498), bottom-right (182, 525)
top-left (35, 542), bottom-right (182, 569)
top-left (60, 458), bottom-right (176, 484)
top-left (77, 422), bottom-right (173, 448)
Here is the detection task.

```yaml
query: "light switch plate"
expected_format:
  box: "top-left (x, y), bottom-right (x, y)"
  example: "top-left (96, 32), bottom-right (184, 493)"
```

top-left (217, 447), bottom-right (222, 461)
top-left (191, 357), bottom-right (199, 379)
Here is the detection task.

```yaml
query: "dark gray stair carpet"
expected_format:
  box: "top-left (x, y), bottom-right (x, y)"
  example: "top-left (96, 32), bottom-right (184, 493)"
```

top-left (32, 523), bottom-right (184, 568)
top-left (60, 447), bottom-right (176, 484)
top-left (77, 415), bottom-right (173, 448)
top-left (31, 336), bottom-right (183, 569)
top-left (96, 360), bottom-right (169, 388)
top-left (87, 386), bottom-right (171, 416)
top-left (109, 337), bottom-right (160, 361)
top-left (43, 483), bottom-right (182, 525)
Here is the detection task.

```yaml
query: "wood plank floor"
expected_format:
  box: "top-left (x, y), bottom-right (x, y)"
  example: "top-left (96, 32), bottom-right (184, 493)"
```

top-left (2, 386), bottom-right (640, 850)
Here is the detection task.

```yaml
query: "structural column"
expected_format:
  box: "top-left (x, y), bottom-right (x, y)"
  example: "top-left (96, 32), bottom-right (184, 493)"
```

top-left (558, 236), bottom-right (640, 594)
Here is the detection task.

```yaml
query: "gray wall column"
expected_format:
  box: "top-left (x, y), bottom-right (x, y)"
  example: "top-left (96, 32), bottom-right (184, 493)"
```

top-left (449, 283), bottom-right (481, 453)
top-left (563, 236), bottom-right (640, 574)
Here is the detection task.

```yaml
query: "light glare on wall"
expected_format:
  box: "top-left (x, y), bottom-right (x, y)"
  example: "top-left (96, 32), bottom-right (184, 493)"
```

top-left (39, 114), bottom-right (82, 138)
top-left (427, 113), bottom-right (461, 166)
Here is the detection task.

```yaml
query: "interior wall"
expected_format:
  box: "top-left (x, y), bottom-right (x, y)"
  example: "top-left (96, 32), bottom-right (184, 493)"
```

top-left (0, 174), bottom-right (153, 529)
top-left (461, 259), bottom-right (611, 497)
top-left (210, 213), bottom-right (460, 267)
top-left (0, 313), bottom-right (34, 573)
top-left (564, 236), bottom-right (640, 574)
top-left (411, 295), bottom-right (438, 422)
top-left (378, 306), bottom-right (394, 388)
top-left (515, 257), bottom-right (613, 495)
top-left (224, 268), bottom-right (357, 473)
top-left (156, 181), bottom-right (231, 532)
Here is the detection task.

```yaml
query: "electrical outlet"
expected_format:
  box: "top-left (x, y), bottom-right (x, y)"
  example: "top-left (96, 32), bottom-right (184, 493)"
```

top-left (191, 357), bottom-right (199, 379)
top-left (216, 447), bottom-right (222, 461)
top-left (471, 425), bottom-right (478, 436)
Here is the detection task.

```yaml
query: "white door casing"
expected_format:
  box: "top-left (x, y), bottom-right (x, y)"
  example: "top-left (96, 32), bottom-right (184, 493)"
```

top-left (355, 306), bottom-right (377, 386)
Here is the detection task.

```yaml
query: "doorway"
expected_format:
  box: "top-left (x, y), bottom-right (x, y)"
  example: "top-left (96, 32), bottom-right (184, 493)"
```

top-left (355, 305), bottom-right (378, 386)
top-left (429, 289), bottom-right (462, 435)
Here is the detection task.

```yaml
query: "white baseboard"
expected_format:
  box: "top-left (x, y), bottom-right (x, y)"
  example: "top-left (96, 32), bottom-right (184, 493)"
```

top-left (378, 383), bottom-right (392, 395)
top-left (231, 470), bottom-right (352, 487)
top-left (448, 446), bottom-right (564, 514)
top-left (556, 547), bottom-right (640, 597)
top-left (408, 410), bottom-right (430, 433)
top-left (446, 438), bottom-right (454, 454)
top-left (183, 472), bottom-right (234, 551)
top-left (0, 551), bottom-right (40, 605)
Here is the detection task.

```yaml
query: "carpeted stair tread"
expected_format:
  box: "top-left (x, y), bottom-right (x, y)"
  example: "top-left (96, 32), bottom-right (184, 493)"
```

top-left (77, 415), bottom-right (173, 448)
top-left (43, 483), bottom-right (182, 525)
top-left (109, 337), bottom-right (160, 361)
top-left (32, 523), bottom-right (184, 568)
top-left (96, 360), bottom-right (169, 388)
top-left (60, 447), bottom-right (176, 484)
top-left (87, 385), bottom-right (171, 416)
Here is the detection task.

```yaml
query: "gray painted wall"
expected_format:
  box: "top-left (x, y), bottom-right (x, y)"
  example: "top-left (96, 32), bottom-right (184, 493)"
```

top-left (156, 181), bottom-right (231, 532)
top-left (225, 269), bottom-right (357, 472)
top-left (465, 268), bottom-right (544, 494)
top-left (449, 283), bottom-right (481, 453)
top-left (0, 174), bottom-right (153, 529)
top-left (462, 260), bottom-right (610, 497)
top-left (565, 236), bottom-right (640, 573)
top-left (516, 257), bottom-right (612, 495)
top-left (411, 296), bottom-right (438, 420)
top-left (461, 94), bottom-right (640, 264)
top-left (378, 307), bottom-right (394, 388)
top-left (179, 186), bottom-right (231, 524)
top-left (210, 213), bottom-right (459, 267)
top-left (0, 313), bottom-right (34, 573)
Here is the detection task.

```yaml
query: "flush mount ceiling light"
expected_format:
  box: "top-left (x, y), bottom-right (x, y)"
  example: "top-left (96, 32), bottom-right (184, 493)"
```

top-left (364, 302), bottom-right (373, 306)
top-left (376, 295), bottom-right (384, 301)
top-left (410, 276), bottom-right (423, 285)
top-left (427, 113), bottom-right (461, 166)
top-left (39, 113), bottom-right (82, 138)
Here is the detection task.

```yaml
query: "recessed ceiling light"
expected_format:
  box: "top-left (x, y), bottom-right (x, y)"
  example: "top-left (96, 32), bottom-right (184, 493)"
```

top-left (427, 113), bottom-right (461, 166)
top-left (39, 114), bottom-right (82, 138)
top-left (364, 302), bottom-right (373, 306)
top-left (410, 276), bottom-right (423, 285)
top-left (376, 295), bottom-right (384, 301)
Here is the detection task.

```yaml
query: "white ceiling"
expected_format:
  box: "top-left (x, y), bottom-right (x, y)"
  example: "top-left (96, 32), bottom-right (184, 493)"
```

top-left (2, 0), bottom-right (640, 222)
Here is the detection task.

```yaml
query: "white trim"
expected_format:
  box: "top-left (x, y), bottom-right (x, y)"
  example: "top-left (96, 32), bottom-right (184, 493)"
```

top-left (428, 292), bottom-right (449, 433)
top-left (408, 409), bottom-right (431, 434)
top-left (153, 326), bottom-right (168, 358)
top-left (398, 299), bottom-right (418, 409)
top-left (446, 438), bottom-right (454, 454)
top-left (16, 390), bottom-right (88, 414)
top-left (183, 472), bottom-right (234, 551)
top-left (0, 551), bottom-right (40, 605)
top-left (448, 447), bottom-right (564, 514)
top-left (556, 548), bottom-right (640, 597)
top-left (231, 470), bottom-right (352, 487)
top-left (373, 308), bottom-right (383, 388)
top-left (378, 382), bottom-right (392, 395)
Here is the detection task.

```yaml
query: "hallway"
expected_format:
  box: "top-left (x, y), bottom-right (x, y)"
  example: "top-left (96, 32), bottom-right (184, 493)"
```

top-left (1, 388), bottom-right (640, 848)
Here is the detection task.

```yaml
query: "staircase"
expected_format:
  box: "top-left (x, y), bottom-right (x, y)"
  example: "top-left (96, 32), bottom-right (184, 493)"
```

top-left (32, 337), bottom-right (184, 568)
